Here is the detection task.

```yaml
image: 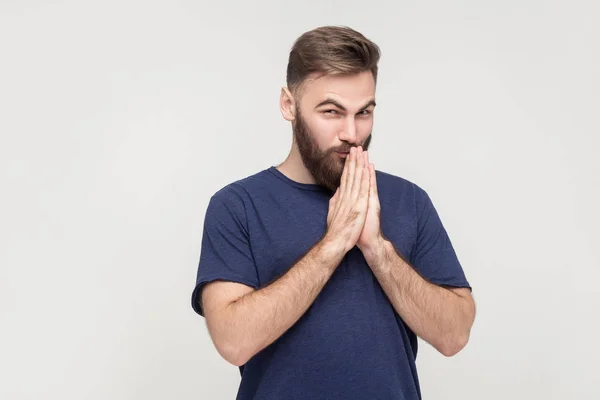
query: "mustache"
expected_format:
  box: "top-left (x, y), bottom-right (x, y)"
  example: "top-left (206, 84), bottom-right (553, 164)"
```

top-left (330, 136), bottom-right (371, 154)
top-left (330, 145), bottom-right (362, 153)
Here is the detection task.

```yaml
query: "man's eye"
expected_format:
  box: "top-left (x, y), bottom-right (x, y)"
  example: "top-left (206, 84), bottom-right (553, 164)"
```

top-left (323, 110), bottom-right (338, 114)
top-left (359, 110), bottom-right (371, 115)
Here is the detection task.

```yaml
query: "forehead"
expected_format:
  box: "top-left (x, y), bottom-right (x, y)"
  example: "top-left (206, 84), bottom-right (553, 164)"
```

top-left (299, 71), bottom-right (376, 108)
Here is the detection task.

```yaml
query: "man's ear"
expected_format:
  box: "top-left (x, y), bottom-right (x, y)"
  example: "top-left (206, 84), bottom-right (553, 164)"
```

top-left (280, 87), bottom-right (296, 122)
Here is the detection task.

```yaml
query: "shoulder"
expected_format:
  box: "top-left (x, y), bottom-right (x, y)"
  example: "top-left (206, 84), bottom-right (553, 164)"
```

top-left (375, 170), bottom-right (436, 220)
top-left (375, 169), bottom-right (428, 199)
top-left (206, 168), bottom-right (275, 220)
top-left (376, 169), bottom-right (415, 188)
top-left (210, 168), bottom-right (272, 202)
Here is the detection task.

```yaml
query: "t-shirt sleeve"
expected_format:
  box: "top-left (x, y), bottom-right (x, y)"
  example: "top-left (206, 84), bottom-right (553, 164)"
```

top-left (191, 188), bottom-right (260, 317)
top-left (410, 185), bottom-right (471, 290)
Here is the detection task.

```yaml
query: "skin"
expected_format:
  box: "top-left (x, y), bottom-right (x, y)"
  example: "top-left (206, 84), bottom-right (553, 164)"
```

top-left (200, 71), bottom-right (476, 366)
top-left (277, 71), bottom-right (375, 194)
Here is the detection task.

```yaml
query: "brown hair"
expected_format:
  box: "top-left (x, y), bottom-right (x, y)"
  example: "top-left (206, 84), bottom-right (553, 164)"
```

top-left (286, 26), bottom-right (381, 97)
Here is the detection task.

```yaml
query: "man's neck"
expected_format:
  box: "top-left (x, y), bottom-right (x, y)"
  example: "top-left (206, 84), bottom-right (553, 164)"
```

top-left (276, 151), bottom-right (316, 185)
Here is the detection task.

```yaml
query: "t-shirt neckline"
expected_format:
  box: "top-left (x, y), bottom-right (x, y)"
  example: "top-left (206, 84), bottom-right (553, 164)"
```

top-left (267, 166), bottom-right (327, 192)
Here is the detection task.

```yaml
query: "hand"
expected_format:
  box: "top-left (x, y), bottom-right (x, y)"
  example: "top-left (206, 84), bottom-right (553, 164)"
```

top-left (356, 151), bottom-right (385, 258)
top-left (324, 146), bottom-right (370, 254)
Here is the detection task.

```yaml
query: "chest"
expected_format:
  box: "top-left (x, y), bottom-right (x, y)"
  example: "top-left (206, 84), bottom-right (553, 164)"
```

top-left (246, 191), bottom-right (417, 287)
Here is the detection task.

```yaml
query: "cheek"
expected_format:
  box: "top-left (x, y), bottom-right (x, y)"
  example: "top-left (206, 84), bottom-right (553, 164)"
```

top-left (312, 118), bottom-right (342, 147)
top-left (357, 118), bottom-right (373, 131)
top-left (357, 118), bottom-right (374, 138)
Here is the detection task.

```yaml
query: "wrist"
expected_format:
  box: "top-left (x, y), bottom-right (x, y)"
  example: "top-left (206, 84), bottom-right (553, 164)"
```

top-left (319, 233), bottom-right (348, 261)
top-left (361, 236), bottom-right (390, 268)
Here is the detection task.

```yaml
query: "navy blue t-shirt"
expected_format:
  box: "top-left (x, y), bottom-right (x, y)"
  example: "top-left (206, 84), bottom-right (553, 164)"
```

top-left (191, 166), bottom-right (471, 400)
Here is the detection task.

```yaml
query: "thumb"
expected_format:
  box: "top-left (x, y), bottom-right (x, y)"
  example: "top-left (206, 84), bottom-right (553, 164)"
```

top-left (330, 188), bottom-right (339, 203)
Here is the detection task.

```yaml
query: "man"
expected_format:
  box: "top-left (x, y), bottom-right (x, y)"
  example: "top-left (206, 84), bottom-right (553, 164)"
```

top-left (191, 25), bottom-right (476, 400)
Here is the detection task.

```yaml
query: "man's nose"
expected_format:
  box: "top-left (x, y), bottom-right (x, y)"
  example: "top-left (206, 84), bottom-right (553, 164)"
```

top-left (339, 119), bottom-right (357, 144)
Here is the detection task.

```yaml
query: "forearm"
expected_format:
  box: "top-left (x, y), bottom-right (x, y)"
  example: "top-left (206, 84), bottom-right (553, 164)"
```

top-left (363, 239), bottom-right (475, 357)
top-left (224, 237), bottom-right (345, 365)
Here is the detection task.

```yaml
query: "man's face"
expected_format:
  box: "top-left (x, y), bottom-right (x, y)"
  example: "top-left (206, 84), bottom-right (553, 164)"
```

top-left (292, 71), bottom-right (376, 193)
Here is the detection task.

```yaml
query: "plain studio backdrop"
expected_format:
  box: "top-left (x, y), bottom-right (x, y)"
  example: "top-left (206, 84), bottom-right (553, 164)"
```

top-left (1, 1), bottom-right (598, 399)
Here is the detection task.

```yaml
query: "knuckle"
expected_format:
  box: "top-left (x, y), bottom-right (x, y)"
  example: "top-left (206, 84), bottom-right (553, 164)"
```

top-left (348, 210), bottom-right (361, 222)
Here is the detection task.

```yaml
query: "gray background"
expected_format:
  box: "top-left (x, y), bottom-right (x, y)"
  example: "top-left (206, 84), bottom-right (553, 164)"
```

top-left (1, 0), bottom-right (598, 399)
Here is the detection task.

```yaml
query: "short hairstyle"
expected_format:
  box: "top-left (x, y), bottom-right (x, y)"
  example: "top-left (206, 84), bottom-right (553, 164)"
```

top-left (286, 26), bottom-right (381, 97)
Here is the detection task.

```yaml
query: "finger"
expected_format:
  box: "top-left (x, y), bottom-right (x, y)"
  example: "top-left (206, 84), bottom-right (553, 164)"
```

top-left (370, 163), bottom-right (379, 199)
top-left (329, 187), bottom-right (339, 204)
top-left (368, 163), bottom-right (380, 212)
top-left (328, 189), bottom-right (339, 224)
top-left (344, 147), bottom-right (357, 198)
top-left (358, 159), bottom-right (371, 207)
top-left (339, 148), bottom-right (352, 193)
top-left (351, 147), bottom-right (365, 199)
top-left (355, 148), bottom-right (367, 196)
top-left (357, 147), bottom-right (364, 168)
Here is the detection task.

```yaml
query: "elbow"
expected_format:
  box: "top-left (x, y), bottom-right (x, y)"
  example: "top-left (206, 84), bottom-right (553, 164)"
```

top-left (227, 354), bottom-right (249, 367)
top-left (440, 300), bottom-right (476, 357)
top-left (207, 317), bottom-right (253, 366)
top-left (215, 339), bottom-right (253, 367)
top-left (438, 332), bottom-right (470, 357)
top-left (221, 350), bottom-right (247, 367)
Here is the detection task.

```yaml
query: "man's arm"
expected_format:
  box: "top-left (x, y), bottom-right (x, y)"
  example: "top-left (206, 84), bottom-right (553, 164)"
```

top-left (200, 147), bottom-right (370, 366)
top-left (362, 238), bottom-right (476, 357)
top-left (201, 237), bottom-right (345, 366)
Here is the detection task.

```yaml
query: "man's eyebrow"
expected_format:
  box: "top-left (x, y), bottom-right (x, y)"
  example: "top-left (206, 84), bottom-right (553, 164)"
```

top-left (314, 98), bottom-right (377, 111)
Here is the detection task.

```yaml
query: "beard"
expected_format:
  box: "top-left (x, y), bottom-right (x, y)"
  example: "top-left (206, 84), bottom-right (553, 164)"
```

top-left (293, 107), bottom-right (372, 195)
